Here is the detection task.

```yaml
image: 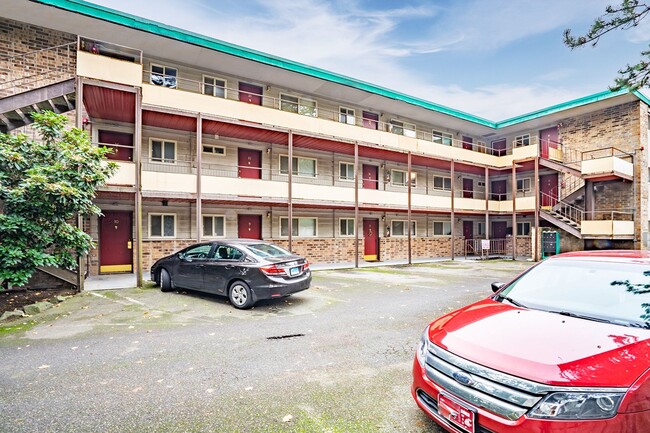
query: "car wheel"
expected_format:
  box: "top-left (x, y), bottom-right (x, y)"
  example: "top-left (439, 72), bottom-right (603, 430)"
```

top-left (160, 269), bottom-right (173, 292)
top-left (228, 281), bottom-right (254, 309)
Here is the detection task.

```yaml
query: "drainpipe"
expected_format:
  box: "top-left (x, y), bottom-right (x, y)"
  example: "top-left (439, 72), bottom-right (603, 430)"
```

top-left (354, 141), bottom-right (359, 268)
top-left (134, 87), bottom-right (143, 288)
top-left (196, 112), bottom-right (202, 243)
top-left (288, 130), bottom-right (293, 251)
top-left (407, 151), bottom-right (412, 265)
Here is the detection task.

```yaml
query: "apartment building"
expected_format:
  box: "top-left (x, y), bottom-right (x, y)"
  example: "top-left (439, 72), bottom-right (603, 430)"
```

top-left (1, 0), bottom-right (648, 287)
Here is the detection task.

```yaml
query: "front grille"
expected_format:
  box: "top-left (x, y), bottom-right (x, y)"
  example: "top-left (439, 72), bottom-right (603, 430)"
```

top-left (424, 344), bottom-right (626, 421)
top-left (416, 389), bottom-right (495, 433)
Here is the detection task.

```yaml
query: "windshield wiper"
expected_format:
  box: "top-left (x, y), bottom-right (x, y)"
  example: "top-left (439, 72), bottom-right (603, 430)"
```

top-left (497, 295), bottom-right (527, 308)
top-left (548, 310), bottom-right (614, 325)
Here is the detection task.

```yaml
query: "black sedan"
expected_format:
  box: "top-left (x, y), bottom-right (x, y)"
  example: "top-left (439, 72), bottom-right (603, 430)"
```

top-left (151, 240), bottom-right (311, 309)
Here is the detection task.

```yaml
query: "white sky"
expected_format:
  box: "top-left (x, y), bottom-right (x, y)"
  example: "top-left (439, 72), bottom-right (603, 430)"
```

top-left (91, 0), bottom-right (650, 120)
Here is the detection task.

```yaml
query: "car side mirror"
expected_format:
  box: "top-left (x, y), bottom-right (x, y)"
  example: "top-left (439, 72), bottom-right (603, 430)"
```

top-left (491, 282), bottom-right (505, 293)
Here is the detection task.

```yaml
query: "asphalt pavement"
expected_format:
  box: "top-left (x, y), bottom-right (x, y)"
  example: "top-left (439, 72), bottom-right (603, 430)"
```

top-left (0, 260), bottom-right (532, 433)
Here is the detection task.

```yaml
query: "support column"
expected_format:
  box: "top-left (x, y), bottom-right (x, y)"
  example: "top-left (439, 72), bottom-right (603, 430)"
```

top-left (534, 157), bottom-right (540, 261)
top-left (354, 142), bottom-right (359, 268)
top-left (584, 180), bottom-right (595, 220)
top-left (407, 152), bottom-right (412, 265)
top-left (485, 166), bottom-right (490, 239)
top-left (512, 162), bottom-right (517, 260)
top-left (134, 87), bottom-right (143, 288)
top-left (196, 113), bottom-right (203, 243)
top-left (288, 130), bottom-right (293, 251)
top-left (451, 160), bottom-right (455, 260)
top-left (75, 76), bottom-right (85, 291)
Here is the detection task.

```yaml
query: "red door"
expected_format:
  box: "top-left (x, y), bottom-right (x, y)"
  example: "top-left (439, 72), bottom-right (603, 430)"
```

top-left (462, 136), bottom-right (473, 151)
top-left (540, 174), bottom-right (558, 207)
top-left (363, 219), bottom-right (379, 261)
top-left (362, 164), bottom-right (378, 189)
top-left (362, 111), bottom-right (379, 130)
top-left (238, 82), bottom-right (263, 105)
top-left (491, 180), bottom-right (507, 201)
top-left (238, 148), bottom-right (262, 179)
top-left (463, 221), bottom-right (473, 240)
top-left (492, 221), bottom-right (508, 239)
top-left (238, 215), bottom-right (262, 239)
top-left (491, 139), bottom-right (506, 156)
top-left (539, 126), bottom-right (559, 159)
top-left (462, 178), bottom-right (473, 198)
top-left (98, 130), bottom-right (133, 161)
top-left (99, 210), bottom-right (133, 273)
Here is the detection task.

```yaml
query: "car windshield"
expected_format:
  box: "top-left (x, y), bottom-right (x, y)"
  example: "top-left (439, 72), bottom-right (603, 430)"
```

top-left (245, 243), bottom-right (293, 258)
top-left (498, 259), bottom-right (650, 328)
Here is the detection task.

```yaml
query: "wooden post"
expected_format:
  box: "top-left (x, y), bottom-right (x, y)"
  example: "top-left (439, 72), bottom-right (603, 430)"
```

top-left (450, 160), bottom-right (455, 260)
top-left (196, 113), bottom-right (202, 243)
top-left (534, 157), bottom-right (540, 261)
top-left (354, 142), bottom-right (359, 268)
top-left (75, 76), bottom-right (85, 291)
top-left (407, 152), bottom-right (412, 265)
top-left (288, 130), bottom-right (293, 251)
top-left (134, 87), bottom-right (143, 288)
top-left (512, 162), bottom-right (517, 260)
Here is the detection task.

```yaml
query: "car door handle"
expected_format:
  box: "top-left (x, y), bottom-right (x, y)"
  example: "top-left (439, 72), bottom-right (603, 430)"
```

top-left (224, 265), bottom-right (234, 270)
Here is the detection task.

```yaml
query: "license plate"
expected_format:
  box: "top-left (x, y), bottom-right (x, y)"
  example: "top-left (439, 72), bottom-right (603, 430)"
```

top-left (289, 266), bottom-right (300, 276)
top-left (438, 392), bottom-right (476, 433)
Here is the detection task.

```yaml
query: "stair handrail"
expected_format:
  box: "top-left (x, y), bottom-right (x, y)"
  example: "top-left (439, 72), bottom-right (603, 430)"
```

top-left (0, 42), bottom-right (76, 96)
top-left (540, 191), bottom-right (584, 224)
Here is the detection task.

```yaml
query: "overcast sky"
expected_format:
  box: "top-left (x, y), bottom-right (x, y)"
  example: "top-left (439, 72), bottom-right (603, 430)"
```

top-left (91, 0), bottom-right (649, 120)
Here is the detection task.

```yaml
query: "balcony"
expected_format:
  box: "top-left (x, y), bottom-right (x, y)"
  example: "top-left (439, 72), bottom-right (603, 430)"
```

top-left (580, 148), bottom-right (633, 181)
top-left (581, 209), bottom-right (635, 239)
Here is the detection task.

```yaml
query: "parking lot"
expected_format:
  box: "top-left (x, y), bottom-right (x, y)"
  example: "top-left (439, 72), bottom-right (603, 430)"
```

top-left (0, 260), bottom-right (532, 433)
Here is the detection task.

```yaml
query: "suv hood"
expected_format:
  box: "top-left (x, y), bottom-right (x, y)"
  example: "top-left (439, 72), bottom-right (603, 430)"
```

top-left (429, 299), bottom-right (650, 387)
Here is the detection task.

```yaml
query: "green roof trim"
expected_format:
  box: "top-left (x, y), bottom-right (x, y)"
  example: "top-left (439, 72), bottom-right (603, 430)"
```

top-left (31, 0), bottom-right (650, 130)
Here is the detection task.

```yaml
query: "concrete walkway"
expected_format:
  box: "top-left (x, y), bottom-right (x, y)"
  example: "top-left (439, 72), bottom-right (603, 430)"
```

top-left (84, 255), bottom-right (531, 291)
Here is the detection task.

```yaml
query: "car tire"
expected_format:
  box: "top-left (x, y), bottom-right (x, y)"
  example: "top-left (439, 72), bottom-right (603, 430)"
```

top-left (228, 281), bottom-right (254, 309)
top-left (160, 269), bottom-right (173, 292)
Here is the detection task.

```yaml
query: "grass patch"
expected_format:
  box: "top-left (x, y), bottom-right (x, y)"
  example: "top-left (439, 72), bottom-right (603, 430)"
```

top-left (0, 319), bottom-right (39, 336)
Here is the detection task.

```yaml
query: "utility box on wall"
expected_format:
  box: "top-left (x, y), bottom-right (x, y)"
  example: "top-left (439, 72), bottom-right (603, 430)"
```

top-left (542, 231), bottom-right (560, 259)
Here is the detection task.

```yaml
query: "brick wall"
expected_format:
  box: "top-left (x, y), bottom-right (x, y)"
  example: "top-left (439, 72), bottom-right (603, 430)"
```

top-left (593, 181), bottom-right (634, 217)
top-left (559, 101), bottom-right (640, 154)
top-left (141, 239), bottom-right (197, 271)
top-left (270, 238), bottom-right (362, 264)
top-left (0, 18), bottom-right (76, 97)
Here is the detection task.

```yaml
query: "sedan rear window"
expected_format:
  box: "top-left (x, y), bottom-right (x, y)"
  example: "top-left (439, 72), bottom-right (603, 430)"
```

top-left (498, 259), bottom-right (650, 328)
top-left (246, 243), bottom-right (292, 258)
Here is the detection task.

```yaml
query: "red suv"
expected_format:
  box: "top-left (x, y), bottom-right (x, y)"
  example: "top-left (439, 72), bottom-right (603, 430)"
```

top-left (412, 251), bottom-right (650, 432)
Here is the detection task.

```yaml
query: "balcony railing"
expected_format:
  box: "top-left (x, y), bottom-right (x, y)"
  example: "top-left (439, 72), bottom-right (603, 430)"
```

top-left (0, 42), bottom-right (76, 98)
top-left (141, 70), bottom-right (532, 157)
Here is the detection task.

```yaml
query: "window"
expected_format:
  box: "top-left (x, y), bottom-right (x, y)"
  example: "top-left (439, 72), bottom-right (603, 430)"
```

top-left (280, 217), bottom-right (317, 237)
top-left (182, 244), bottom-right (212, 260)
top-left (516, 222), bottom-right (531, 236)
top-left (339, 218), bottom-right (355, 236)
top-left (433, 130), bottom-right (453, 146)
top-left (362, 111), bottom-right (379, 130)
top-left (433, 221), bottom-right (452, 236)
top-left (477, 181), bottom-right (486, 188)
top-left (391, 169), bottom-right (416, 187)
top-left (477, 222), bottom-right (486, 236)
top-left (150, 214), bottom-right (175, 238)
top-left (280, 94), bottom-right (317, 117)
top-left (517, 178), bottom-right (532, 193)
top-left (390, 120), bottom-right (416, 137)
top-left (202, 75), bottom-right (226, 98)
top-left (391, 220), bottom-right (416, 237)
top-left (339, 107), bottom-right (355, 125)
top-left (203, 215), bottom-right (225, 238)
top-left (515, 134), bottom-right (531, 147)
top-left (202, 144), bottom-right (225, 156)
top-left (339, 162), bottom-right (355, 181)
top-left (150, 64), bottom-right (177, 88)
top-left (433, 176), bottom-right (452, 191)
top-left (215, 245), bottom-right (243, 260)
top-left (150, 139), bottom-right (176, 163)
top-left (279, 155), bottom-right (317, 177)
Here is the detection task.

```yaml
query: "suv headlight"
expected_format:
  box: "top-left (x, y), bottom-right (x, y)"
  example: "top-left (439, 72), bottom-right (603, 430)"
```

top-left (416, 326), bottom-right (430, 367)
top-left (529, 392), bottom-right (624, 420)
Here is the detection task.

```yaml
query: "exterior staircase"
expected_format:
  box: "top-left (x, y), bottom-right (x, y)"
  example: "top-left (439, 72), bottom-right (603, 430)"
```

top-left (0, 42), bottom-right (76, 133)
